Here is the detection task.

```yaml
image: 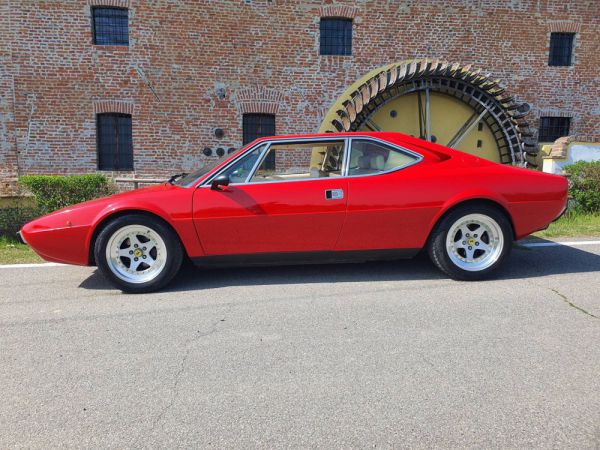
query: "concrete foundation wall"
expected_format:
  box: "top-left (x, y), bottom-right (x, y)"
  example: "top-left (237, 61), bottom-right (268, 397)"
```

top-left (543, 143), bottom-right (600, 174)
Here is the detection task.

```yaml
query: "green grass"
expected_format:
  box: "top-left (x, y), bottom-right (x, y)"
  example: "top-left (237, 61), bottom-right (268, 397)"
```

top-left (533, 212), bottom-right (600, 238)
top-left (0, 236), bottom-right (43, 265)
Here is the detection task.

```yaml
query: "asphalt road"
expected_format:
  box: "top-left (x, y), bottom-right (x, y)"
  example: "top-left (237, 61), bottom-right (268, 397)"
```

top-left (1, 239), bottom-right (599, 449)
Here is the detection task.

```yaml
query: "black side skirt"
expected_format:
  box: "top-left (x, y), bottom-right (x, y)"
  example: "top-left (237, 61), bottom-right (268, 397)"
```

top-left (191, 248), bottom-right (420, 269)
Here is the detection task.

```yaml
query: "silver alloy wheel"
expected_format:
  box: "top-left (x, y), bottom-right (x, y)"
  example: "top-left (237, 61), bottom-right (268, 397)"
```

top-left (445, 213), bottom-right (504, 272)
top-left (105, 225), bottom-right (168, 284)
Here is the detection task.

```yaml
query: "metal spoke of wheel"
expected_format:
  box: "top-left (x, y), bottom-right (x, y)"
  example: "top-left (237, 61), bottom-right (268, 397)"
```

top-left (447, 111), bottom-right (477, 148)
top-left (446, 213), bottom-right (504, 272)
top-left (452, 108), bottom-right (488, 148)
top-left (365, 119), bottom-right (381, 131)
top-left (106, 225), bottom-right (168, 284)
top-left (117, 248), bottom-right (132, 258)
top-left (130, 258), bottom-right (142, 272)
top-left (131, 234), bottom-right (145, 249)
top-left (447, 107), bottom-right (487, 148)
top-left (478, 242), bottom-right (491, 253)
top-left (465, 247), bottom-right (476, 260)
top-left (455, 240), bottom-right (467, 249)
top-left (425, 86), bottom-right (431, 141)
top-left (459, 226), bottom-right (471, 239)
top-left (417, 90), bottom-right (425, 139)
top-left (470, 223), bottom-right (482, 234)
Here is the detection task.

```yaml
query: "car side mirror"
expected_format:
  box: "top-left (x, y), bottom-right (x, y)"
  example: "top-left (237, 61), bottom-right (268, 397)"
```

top-left (211, 174), bottom-right (230, 191)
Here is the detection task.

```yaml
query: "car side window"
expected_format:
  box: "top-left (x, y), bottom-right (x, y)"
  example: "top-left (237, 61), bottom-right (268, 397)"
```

top-left (220, 144), bottom-right (265, 183)
top-left (249, 140), bottom-right (345, 183)
top-left (348, 140), bottom-right (419, 176)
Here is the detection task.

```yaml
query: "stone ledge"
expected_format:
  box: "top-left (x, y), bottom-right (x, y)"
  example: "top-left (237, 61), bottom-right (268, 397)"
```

top-left (543, 136), bottom-right (598, 160)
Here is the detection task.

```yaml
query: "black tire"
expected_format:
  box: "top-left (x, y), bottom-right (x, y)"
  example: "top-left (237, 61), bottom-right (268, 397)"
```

top-left (427, 204), bottom-right (512, 281)
top-left (95, 214), bottom-right (184, 293)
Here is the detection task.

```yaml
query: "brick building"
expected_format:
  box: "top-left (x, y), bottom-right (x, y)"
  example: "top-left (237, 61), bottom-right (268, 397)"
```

top-left (1, 0), bottom-right (599, 194)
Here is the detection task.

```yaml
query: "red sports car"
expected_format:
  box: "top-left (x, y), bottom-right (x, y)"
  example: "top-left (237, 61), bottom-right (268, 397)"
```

top-left (20, 132), bottom-right (568, 293)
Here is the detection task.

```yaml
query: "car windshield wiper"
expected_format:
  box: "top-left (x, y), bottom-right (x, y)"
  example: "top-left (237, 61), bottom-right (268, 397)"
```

top-left (167, 173), bottom-right (188, 184)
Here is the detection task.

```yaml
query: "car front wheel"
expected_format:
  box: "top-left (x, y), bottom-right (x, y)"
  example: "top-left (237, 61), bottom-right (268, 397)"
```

top-left (95, 214), bottom-right (183, 293)
top-left (428, 205), bottom-right (512, 280)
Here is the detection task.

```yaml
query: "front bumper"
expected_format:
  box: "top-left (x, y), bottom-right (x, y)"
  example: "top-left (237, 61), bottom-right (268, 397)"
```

top-left (16, 230), bottom-right (27, 245)
top-left (19, 222), bottom-right (91, 266)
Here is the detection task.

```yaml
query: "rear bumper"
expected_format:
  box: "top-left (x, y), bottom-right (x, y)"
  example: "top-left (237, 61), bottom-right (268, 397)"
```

top-left (553, 203), bottom-right (568, 223)
top-left (509, 198), bottom-right (569, 240)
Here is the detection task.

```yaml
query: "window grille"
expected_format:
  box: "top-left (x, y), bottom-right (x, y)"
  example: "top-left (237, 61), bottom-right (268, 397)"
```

top-left (549, 33), bottom-right (574, 66)
top-left (320, 18), bottom-right (352, 56)
top-left (243, 114), bottom-right (276, 169)
top-left (538, 116), bottom-right (570, 142)
top-left (242, 114), bottom-right (276, 145)
top-left (92, 7), bottom-right (129, 46)
top-left (97, 113), bottom-right (133, 170)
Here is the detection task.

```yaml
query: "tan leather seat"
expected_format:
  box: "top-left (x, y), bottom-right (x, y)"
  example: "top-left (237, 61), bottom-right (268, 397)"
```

top-left (371, 155), bottom-right (385, 171)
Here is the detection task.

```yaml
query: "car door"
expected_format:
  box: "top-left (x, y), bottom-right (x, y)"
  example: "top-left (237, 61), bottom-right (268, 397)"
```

top-left (193, 139), bottom-right (348, 256)
top-left (334, 137), bottom-right (434, 251)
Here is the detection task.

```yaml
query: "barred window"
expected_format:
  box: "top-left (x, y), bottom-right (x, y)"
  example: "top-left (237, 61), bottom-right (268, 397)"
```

top-left (97, 114), bottom-right (133, 171)
top-left (320, 18), bottom-right (352, 56)
top-left (242, 114), bottom-right (275, 145)
top-left (243, 114), bottom-right (276, 169)
top-left (92, 7), bottom-right (129, 46)
top-left (538, 116), bottom-right (570, 142)
top-left (549, 33), bottom-right (574, 66)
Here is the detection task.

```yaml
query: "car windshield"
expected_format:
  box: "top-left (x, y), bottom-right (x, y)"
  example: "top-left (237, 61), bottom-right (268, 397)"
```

top-left (173, 159), bottom-right (224, 186)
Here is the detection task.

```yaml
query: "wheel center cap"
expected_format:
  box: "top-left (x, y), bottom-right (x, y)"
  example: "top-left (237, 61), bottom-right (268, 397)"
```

top-left (468, 238), bottom-right (475, 246)
top-left (133, 248), bottom-right (143, 257)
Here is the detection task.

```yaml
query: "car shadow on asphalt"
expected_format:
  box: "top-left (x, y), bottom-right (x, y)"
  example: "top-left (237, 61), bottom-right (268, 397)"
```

top-left (78, 237), bottom-right (600, 293)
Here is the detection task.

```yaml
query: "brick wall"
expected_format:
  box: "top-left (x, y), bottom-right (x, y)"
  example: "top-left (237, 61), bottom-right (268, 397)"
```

top-left (1, 0), bottom-right (599, 193)
top-left (0, 0), bottom-right (18, 194)
top-left (274, 148), bottom-right (314, 174)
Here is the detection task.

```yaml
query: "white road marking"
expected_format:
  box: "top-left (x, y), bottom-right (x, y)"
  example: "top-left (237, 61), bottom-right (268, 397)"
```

top-left (0, 240), bottom-right (599, 269)
top-left (0, 262), bottom-right (66, 269)
top-left (520, 240), bottom-right (600, 248)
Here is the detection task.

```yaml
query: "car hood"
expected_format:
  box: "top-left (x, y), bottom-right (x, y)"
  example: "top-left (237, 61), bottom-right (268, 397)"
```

top-left (53, 183), bottom-right (174, 213)
top-left (22, 183), bottom-right (185, 232)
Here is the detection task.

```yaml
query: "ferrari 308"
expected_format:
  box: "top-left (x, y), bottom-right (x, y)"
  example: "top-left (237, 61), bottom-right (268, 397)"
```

top-left (19, 132), bottom-right (568, 293)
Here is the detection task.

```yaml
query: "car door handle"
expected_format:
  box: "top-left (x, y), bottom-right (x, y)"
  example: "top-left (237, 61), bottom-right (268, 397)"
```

top-left (325, 189), bottom-right (344, 200)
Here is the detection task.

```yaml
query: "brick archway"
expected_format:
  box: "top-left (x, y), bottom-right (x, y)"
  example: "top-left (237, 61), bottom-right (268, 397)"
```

top-left (93, 100), bottom-right (134, 115)
top-left (236, 87), bottom-right (284, 115)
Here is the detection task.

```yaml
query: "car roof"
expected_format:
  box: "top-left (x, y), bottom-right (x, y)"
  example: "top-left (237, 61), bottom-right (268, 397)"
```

top-left (251, 131), bottom-right (407, 142)
top-left (250, 131), bottom-right (457, 162)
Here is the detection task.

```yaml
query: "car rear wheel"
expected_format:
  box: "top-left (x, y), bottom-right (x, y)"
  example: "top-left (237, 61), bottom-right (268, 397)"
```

top-left (95, 214), bottom-right (183, 293)
top-left (428, 205), bottom-right (512, 280)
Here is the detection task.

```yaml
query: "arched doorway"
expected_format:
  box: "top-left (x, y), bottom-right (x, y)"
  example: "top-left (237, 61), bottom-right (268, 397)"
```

top-left (319, 59), bottom-right (537, 166)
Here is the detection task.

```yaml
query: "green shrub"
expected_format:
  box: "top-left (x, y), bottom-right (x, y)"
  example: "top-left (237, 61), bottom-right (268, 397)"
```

top-left (564, 161), bottom-right (600, 213)
top-left (19, 174), bottom-right (115, 214)
top-left (0, 207), bottom-right (39, 237)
